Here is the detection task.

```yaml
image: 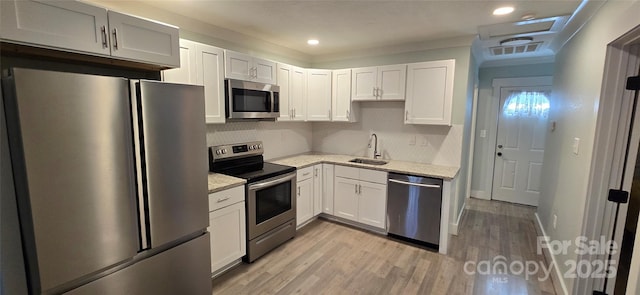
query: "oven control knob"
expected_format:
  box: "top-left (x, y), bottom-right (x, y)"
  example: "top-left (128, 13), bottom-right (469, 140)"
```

top-left (215, 149), bottom-right (222, 155)
top-left (222, 149), bottom-right (227, 154)
top-left (253, 145), bottom-right (258, 149)
top-left (258, 144), bottom-right (262, 149)
top-left (249, 145), bottom-right (254, 150)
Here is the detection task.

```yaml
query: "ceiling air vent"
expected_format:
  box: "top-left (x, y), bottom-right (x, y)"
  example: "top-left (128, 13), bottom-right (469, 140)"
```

top-left (490, 42), bottom-right (542, 56)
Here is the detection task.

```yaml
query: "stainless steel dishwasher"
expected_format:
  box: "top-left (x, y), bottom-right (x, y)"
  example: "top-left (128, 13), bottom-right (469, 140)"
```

top-left (387, 173), bottom-right (443, 248)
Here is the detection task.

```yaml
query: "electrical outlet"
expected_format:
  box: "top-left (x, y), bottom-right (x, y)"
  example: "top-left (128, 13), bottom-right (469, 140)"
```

top-left (553, 214), bottom-right (558, 229)
top-left (409, 135), bottom-right (416, 146)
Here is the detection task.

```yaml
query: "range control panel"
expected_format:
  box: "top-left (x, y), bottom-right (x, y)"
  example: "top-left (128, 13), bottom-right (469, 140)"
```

top-left (209, 141), bottom-right (263, 161)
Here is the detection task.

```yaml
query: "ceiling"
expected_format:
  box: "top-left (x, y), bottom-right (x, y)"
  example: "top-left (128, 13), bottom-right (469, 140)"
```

top-left (137, 0), bottom-right (587, 64)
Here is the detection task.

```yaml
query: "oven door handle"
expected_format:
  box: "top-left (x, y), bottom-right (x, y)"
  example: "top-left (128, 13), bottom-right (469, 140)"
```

top-left (248, 172), bottom-right (296, 190)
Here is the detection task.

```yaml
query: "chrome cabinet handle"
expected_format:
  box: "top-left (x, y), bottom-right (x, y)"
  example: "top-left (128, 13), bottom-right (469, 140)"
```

top-left (100, 26), bottom-right (108, 48)
top-left (303, 172), bottom-right (311, 177)
top-left (297, 186), bottom-right (300, 196)
top-left (359, 184), bottom-right (362, 194)
top-left (216, 197), bottom-right (230, 203)
top-left (405, 110), bottom-right (409, 121)
top-left (346, 109), bottom-right (350, 120)
top-left (355, 184), bottom-right (358, 194)
top-left (112, 28), bottom-right (118, 50)
top-left (314, 168), bottom-right (318, 177)
top-left (378, 88), bottom-right (382, 98)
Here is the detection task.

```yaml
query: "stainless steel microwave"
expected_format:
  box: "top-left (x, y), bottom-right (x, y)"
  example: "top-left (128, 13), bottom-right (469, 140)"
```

top-left (225, 79), bottom-right (280, 121)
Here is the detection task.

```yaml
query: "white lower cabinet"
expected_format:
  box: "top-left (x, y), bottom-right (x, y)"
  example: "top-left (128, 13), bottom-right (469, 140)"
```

top-left (334, 176), bottom-right (359, 221)
top-left (296, 177), bottom-right (314, 227)
top-left (296, 166), bottom-right (314, 227)
top-left (313, 165), bottom-right (323, 215)
top-left (322, 164), bottom-right (335, 214)
top-left (333, 165), bottom-right (387, 230)
top-left (208, 186), bottom-right (246, 275)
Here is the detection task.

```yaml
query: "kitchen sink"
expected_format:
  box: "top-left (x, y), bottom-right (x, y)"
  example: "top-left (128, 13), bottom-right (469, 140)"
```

top-left (349, 158), bottom-right (388, 165)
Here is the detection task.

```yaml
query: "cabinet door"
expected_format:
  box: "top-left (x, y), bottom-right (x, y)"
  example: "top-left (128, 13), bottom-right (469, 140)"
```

top-left (378, 64), bottom-right (407, 101)
top-left (107, 11), bottom-right (179, 67)
top-left (296, 178), bottom-right (314, 227)
top-left (209, 201), bottom-right (246, 274)
top-left (351, 67), bottom-right (377, 101)
top-left (332, 69), bottom-right (355, 122)
top-left (290, 67), bottom-right (307, 121)
top-left (276, 64), bottom-right (293, 121)
top-left (333, 177), bottom-right (359, 221)
top-left (313, 165), bottom-right (323, 216)
top-left (196, 44), bottom-right (225, 124)
top-left (1, 0), bottom-right (110, 56)
top-left (162, 39), bottom-right (197, 84)
top-left (253, 58), bottom-right (277, 84)
top-left (322, 164), bottom-right (335, 215)
top-left (405, 60), bottom-right (455, 125)
top-left (357, 181), bottom-right (387, 229)
top-left (306, 69), bottom-right (332, 121)
top-left (225, 51), bottom-right (252, 80)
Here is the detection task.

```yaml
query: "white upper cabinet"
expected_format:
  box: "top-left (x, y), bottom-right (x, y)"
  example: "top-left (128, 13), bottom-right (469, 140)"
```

top-left (405, 59), bottom-right (455, 125)
top-left (351, 64), bottom-right (406, 101)
top-left (162, 39), bottom-right (197, 85)
top-left (0, 0), bottom-right (180, 68)
top-left (306, 69), bottom-right (332, 122)
top-left (277, 63), bottom-right (306, 121)
top-left (332, 69), bottom-right (357, 122)
top-left (162, 39), bottom-right (225, 124)
top-left (107, 11), bottom-right (179, 67)
top-left (1, 0), bottom-right (110, 55)
top-left (224, 50), bottom-right (276, 84)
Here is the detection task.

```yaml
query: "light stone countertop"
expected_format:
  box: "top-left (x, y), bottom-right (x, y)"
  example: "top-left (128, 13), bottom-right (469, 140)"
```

top-left (208, 173), bottom-right (246, 194)
top-left (270, 154), bottom-right (459, 180)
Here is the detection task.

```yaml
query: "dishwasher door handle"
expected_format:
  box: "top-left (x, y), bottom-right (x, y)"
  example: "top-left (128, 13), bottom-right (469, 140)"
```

top-left (388, 179), bottom-right (441, 188)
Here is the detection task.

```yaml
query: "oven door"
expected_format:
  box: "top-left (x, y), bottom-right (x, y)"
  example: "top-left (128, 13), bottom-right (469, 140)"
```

top-left (226, 79), bottom-right (279, 120)
top-left (247, 172), bottom-right (296, 240)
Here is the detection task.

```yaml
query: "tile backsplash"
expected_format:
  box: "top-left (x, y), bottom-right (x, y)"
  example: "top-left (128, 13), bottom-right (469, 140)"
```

top-left (207, 102), bottom-right (462, 168)
top-left (206, 121), bottom-right (312, 160)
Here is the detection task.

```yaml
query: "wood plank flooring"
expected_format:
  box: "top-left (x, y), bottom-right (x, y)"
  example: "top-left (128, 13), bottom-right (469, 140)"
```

top-left (211, 198), bottom-right (557, 295)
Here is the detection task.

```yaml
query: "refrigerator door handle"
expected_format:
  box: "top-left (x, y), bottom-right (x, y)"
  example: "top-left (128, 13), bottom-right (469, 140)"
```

top-left (130, 80), bottom-right (150, 250)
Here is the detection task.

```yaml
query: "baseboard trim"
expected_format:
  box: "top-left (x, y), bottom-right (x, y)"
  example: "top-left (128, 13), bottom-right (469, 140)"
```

top-left (471, 190), bottom-right (490, 200)
top-left (534, 213), bottom-right (569, 295)
top-left (450, 202), bottom-right (466, 236)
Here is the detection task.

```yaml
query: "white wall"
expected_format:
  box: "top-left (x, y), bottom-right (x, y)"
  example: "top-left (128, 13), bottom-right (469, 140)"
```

top-left (537, 1), bottom-right (640, 293)
top-left (471, 63), bottom-right (555, 198)
top-left (206, 122), bottom-right (313, 161)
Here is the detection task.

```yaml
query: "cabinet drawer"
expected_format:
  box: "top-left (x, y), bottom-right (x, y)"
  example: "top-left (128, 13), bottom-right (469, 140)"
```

top-left (359, 169), bottom-right (387, 185)
top-left (334, 165), bottom-right (359, 180)
top-left (297, 166), bottom-right (313, 181)
top-left (208, 185), bottom-right (245, 212)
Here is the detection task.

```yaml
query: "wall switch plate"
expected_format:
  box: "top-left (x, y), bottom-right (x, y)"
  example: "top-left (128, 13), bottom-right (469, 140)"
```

top-left (572, 137), bottom-right (580, 155)
top-left (480, 130), bottom-right (487, 138)
top-left (409, 135), bottom-right (416, 145)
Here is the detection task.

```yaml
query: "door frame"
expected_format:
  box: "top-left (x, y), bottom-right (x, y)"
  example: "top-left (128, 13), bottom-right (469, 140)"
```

top-left (577, 26), bottom-right (640, 294)
top-left (484, 76), bottom-right (554, 200)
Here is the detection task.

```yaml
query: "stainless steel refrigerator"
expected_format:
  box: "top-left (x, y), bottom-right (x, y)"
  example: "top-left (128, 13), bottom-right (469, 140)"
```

top-left (1, 68), bottom-right (211, 294)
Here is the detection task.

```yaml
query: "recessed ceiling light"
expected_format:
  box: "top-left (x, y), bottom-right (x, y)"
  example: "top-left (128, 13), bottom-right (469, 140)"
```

top-left (493, 6), bottom-right (515, 15)
top-left (500, 37), bottom-right (533, 46)
top-left (307, 39), bottom-right (319, 45)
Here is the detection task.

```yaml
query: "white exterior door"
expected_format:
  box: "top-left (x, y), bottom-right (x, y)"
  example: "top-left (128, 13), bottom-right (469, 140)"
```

top-left (492, 87), bottom-right (551, 206)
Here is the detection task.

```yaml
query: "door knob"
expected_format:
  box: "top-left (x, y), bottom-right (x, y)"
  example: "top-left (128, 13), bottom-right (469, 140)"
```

top-left (497, 152), bottom-right (503, 157)
top-left (498, 144), bottom-right (503, 149)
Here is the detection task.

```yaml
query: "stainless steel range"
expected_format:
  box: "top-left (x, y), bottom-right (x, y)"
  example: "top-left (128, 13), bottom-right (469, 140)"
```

top-left (209, 141), bottom-right (296, 262)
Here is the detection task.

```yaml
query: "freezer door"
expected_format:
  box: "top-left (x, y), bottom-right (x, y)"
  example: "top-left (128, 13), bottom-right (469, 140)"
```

top-left (66, 234), bottom-right (212, 295)
top-left (135, 80), bottom-right (208, 248)
top-left (2, 68), bottom-right (139, 293)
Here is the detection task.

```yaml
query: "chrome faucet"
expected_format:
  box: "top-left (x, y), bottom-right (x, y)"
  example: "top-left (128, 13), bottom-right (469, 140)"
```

top-left (368, 133), bottom-right (381, 159)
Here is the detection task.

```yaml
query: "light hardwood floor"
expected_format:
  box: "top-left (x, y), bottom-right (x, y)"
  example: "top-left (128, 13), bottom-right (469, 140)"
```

top-left (212, 198), bottom-right (557, 294)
